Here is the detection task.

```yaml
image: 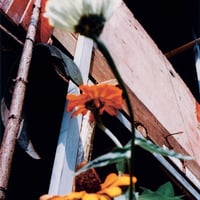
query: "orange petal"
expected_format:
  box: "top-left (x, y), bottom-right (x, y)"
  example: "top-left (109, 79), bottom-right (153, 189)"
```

top-left (39, 194), bottom-right (53, 200)
top-left (94, 99), bottom-right (101, 108)
top-left (42, 195), bottom-right (67, 200)
top-left (112, 175), bottom-right (137, 187)
top-left (67, 191), bottom-right (86, 199)
top-left (99, 186), bottom-right (122, 197)
top-left (101, 173), bottom-right (118, 189)
top-left (101, 106), bottom-right (117, 116)
top-left (71, 107), bottom-right (88, 117)
top-left (82, 193), bottom-right (99, 200)
top-left (196, 101), bottom-right (200, 123)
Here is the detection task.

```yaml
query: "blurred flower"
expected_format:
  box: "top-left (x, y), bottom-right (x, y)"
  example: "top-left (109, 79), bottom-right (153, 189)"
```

top-left (44, 0), bottom-right (121, 36)
top-left (66, 84), bottom-right (124, 122)
top-left (99, 173), bottom-right (137, 196)
top-left (40, 173), bottom-right (137, 200)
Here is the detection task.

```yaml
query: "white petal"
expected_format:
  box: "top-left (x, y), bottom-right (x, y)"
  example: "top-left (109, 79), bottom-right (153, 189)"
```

top-left (44, 0), bottom-right (83, 32)
top-left (44, 0), bottom-right (121, 34)
top-left (102, 0), bottom-right (121, 19)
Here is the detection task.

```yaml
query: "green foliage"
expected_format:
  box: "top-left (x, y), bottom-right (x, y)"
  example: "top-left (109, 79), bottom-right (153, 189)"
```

top-left (76, 145), bottom-right (130, 175)
top-left (114, 189), bottom-right (139, 200)
top-left (139, 182), bottom-right (184, 200)
top-left (133, 137), bottom-right (193, 160)
top-left (76, 137), bottom-right (192, 175)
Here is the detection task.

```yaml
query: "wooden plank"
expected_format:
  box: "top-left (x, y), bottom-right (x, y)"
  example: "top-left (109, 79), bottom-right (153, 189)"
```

top-left (0, 0), bottom-right (52, 42)
top-left (53, 30), bottom-right (77, 56)
top-left (0, 0), bottom-right (31, 24)
top-left (52, 2), bottom-right (200, 189)
top-left (0, 0), bottom-right (14, 12)
top-left (99, 2), bottom-right (200, 184)
top-left (48, 84), bottom-right (82, 195)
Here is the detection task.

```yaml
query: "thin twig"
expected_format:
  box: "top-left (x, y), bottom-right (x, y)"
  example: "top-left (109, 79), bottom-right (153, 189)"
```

top-left (0, 24), bottom-right (24, 46)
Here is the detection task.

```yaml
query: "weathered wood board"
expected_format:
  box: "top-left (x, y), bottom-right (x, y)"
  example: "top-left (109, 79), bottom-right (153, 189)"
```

top-left (53, 2), bottom-right (200, 189)
top-left (0, 0), bottom-right (52, 42)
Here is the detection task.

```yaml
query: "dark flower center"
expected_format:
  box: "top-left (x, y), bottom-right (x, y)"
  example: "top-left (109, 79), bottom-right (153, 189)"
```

top-left (75, 14), bottom-right (105, 37)
top-left (86, 99), bottom-right (105, 122)
top-left (85, 99), bottom-right (104, 111)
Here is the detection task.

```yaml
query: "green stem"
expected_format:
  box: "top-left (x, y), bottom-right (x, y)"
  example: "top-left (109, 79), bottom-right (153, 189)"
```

top-left (90, 34), bottom-right (136, 200)
top-left (97, 122), bottom-right (123, 148)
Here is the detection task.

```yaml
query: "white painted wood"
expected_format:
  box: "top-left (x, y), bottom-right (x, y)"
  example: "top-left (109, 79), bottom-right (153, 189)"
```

top-left (78, 113), bottom-right (95, 163)
top-left (73, 35), bottom-right (93, 84)
top-left (74, 37), bottom-right (95, 165)
top-left (194, 42), bottom-right (200, 92)
top-left (48, 35), bottom-right (93, 195)
top-left (48, 83), bottom-right (82, 195)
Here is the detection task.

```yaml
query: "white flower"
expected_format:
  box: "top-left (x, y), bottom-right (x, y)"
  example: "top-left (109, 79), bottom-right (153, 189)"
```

top-left (44, 0), bottom-right (121, 36)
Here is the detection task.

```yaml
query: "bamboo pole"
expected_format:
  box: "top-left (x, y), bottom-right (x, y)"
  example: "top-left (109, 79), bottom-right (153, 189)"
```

top-left (0, 0), bottom-right (41, 199)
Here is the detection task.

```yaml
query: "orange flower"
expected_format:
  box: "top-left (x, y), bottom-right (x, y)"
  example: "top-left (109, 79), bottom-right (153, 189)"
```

top-left (99, 173), bottom-right (137, 197)
top-left (66, 84), bottom-right (124, 122)
top-left (40, 173), bottom-right (137, 200)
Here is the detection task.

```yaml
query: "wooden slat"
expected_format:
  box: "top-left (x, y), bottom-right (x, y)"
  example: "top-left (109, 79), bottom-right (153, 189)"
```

top-left (52, 1), bottom-right (200, 189)
top-left (0, 0), bottom-right (15, 12)
top-left (48, 84), bottom-right (82, 195)
top-left (0, 0), bottom-right (52, 42)
top-left (0, 0), bottom-right (31, 24)
top-left (48, 35), bottom-right (93, 195)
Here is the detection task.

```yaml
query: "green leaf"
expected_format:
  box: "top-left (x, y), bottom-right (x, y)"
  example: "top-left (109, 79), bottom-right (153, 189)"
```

top-left (35, 43), bottom-right (83, 86)
top-left (157, 182), bottom-right (175, 196)
top-left (76, 136), bottom-right (192, 175)
top-left (116, 159), bottom-right (126, 174)
top-left (140, 182), bottom-right (184, 200)
top-left (76, 146), bottom-right (130, 175)
top-left (134, 137), bottom-right (193, 160)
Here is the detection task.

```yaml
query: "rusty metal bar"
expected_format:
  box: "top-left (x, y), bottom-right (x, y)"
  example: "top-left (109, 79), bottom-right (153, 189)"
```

top-left (165, 37), bottom-right (200, 58)
top-left (0, 0), bottom-right (41, 199)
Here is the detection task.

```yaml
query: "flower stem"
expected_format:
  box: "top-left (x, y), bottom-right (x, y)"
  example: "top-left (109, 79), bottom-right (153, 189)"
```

top-left (97, 122), bottom-right (123, 148)
top-left (90, 34), bottom-right (136, 200)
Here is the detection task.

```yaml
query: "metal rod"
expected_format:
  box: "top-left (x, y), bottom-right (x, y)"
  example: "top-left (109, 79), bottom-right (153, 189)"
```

top-left (0, 0), bottom-right (41, 199)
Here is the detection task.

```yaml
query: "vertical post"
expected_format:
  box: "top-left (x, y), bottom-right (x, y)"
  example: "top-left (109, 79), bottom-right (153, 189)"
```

top-left (48, 35), bottom-right (93, 195)
top-left (0, 0), bottom-right (41, 199)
